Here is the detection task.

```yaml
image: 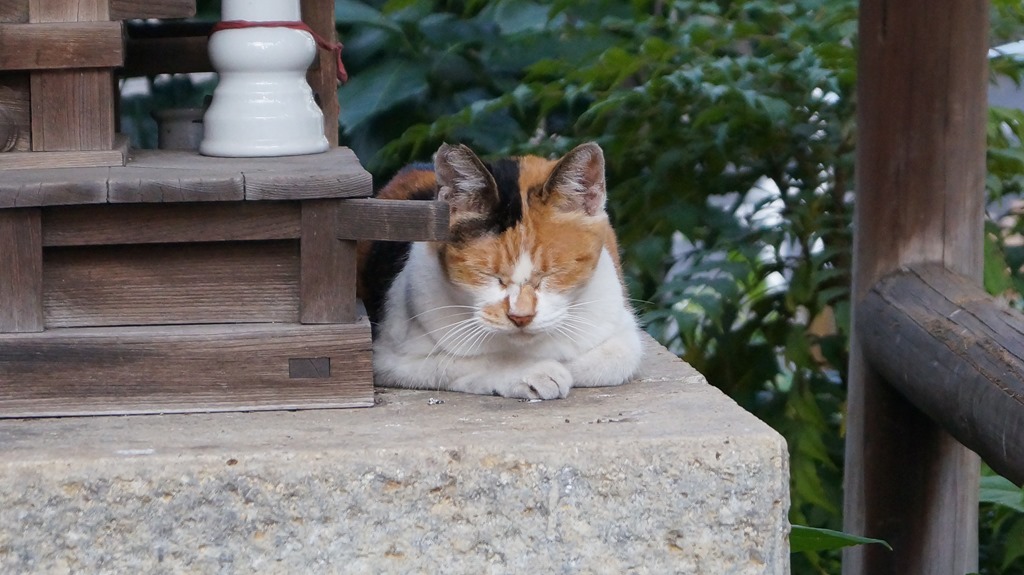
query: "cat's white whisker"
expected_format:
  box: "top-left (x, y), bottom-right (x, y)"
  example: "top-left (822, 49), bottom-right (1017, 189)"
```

top-left (407, 304), bottom-right (477, 322)
top-left (425, 317), bottom-right (480, 360)
top-left (411, 313), bottom-right (479, 343)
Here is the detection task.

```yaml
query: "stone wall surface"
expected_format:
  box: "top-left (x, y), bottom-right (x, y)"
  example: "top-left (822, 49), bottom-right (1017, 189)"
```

top-left (0, 336), bottom-right (789, 574)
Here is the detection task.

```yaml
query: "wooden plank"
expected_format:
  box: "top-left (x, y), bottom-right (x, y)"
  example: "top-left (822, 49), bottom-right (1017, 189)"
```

top-left (844, 0), bottom-right (988, 573)
top-left (301, 0), bottom-right (339, 146)
top-left (300, 199), bottom-right (356, 323)
top-left (43, 241), bottom-right (301, 328)
top-left (107, 167), bottom-right (244, 202)
top-left (0, 148), bottom-right (372, 207)
top-left (0, 22), bottom-right (124, 70)
top-left (0, 208), bottom-right (43, 332)
top-left (337, 198), bottom-right (449, 241)
top-left (0, 72), bottom-right (30, 151)
top-left (109, 0), bottom-right (195, 20)
top-left (28, 0), bottom-right (108, 21)
top-left (243, 149), bottom-right (372, 200)
top-left (28, 0), bottom-right (114, 152)
top-left (0, 167), bottom-right (109, 207)
top-left (0, 133), bottom-right (126, 170)
top-left (0, 321), bottom-right (374, 417)
top-left (123, 36), bottom-right (211, 77)
top-left (42, 202), bottom-right (301, 246)
top-left (859, 264), bottom-right (1024, 486)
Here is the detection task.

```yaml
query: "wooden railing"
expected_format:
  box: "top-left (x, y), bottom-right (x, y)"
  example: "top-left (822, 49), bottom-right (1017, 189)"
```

top-left (859, 265), bottom-right (1024, 486)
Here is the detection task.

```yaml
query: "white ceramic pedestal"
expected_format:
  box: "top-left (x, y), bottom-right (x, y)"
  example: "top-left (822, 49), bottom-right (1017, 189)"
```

top-left (200, 0), bottom-right (329, 157)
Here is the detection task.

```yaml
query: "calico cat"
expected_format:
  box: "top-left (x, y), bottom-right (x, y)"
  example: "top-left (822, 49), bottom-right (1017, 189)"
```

top-left (357, 142), bottom-right (643, 400)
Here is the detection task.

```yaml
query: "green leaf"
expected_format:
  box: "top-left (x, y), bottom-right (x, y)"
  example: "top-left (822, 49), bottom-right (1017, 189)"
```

top-left (980, 474), bottom-right (1024, 513)
top-left (339, 59), bottom-right (429, 133)
top-left (790, 525), bottom-right (892, 553)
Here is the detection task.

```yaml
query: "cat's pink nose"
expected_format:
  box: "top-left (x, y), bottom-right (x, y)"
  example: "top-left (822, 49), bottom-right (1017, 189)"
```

top-left (507, 312), bottom-right (535, 328)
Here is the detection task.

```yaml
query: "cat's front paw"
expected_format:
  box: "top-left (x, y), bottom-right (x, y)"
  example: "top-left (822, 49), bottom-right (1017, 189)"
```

top-left (506, 360), bottom-right (573, 400)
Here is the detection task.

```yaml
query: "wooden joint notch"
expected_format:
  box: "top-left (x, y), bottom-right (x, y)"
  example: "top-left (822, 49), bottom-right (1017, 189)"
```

top-left (0, 22), bottom-right (125, 71)
top-left (336, 198), bottom-right (449, 242)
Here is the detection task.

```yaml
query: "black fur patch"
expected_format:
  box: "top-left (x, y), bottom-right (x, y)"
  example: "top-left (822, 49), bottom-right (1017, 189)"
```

top-left (447, 158), bottom-right (524, 244)
top-left (362, 240), bottom-right (412, 333)
top-left (485, 158), bottom-right (524, 233)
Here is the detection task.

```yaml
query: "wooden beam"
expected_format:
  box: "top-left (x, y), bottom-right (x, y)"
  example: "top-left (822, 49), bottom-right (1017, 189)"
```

top-left (301, 0), bottom-right (339, 146)
top-left (0, 321), bottom-right (373, 417)
top-left (336, 198), bottom-right (449, 242)
top-left (858, 264), bottom-right (1024, 486)
top-left (42, 203), bottom-right (301, 247)
top-left (845, 1), bottom-right (988, 573)
top-left (0, 133), bottom-right (127, 170)
top-left (0, 22), bottom-right (124, 71)
top-left (109, 0), bottom-right (195, 20)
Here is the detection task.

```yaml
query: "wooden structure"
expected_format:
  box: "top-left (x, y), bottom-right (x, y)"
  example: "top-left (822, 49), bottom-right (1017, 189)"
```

top-left (0, 0), bottom-right (447, 416)
top-left (845, 0), bottom-right (1024, 573)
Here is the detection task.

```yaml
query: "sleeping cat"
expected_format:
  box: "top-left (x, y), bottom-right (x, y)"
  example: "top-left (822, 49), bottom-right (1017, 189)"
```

top-left (357, 142), bottom-right (643, 400)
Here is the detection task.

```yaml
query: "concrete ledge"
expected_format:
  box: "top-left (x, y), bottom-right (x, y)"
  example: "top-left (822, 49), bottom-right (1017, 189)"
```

top-left (0, 335), bottom-right (789, 574)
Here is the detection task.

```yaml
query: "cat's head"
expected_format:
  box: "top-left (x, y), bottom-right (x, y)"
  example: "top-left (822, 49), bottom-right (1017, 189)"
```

top-left (433, 142), bottom-right (618, 336)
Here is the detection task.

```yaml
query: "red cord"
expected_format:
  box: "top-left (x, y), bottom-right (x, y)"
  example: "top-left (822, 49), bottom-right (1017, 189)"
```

top-left (211, 20), bottom-right (348, 84)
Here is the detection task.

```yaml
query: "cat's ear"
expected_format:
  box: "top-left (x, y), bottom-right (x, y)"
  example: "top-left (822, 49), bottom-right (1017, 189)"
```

top-left (539, 142), bottom-right (607, 217)
top-left (434, 143), bottom-right (498, 222)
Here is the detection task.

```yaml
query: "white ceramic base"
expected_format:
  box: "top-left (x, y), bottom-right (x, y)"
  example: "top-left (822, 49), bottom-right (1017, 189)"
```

top-left (200, 19), bottom-right (329, 158)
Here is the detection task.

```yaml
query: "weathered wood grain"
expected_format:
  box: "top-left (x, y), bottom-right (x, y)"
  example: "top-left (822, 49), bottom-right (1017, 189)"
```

top-left (0, 22), bottom-right (124, 70)
top-left (0, 167), bottom-right (109, 207)
top-left (107, 168), bottom-right (244, 202)
top-left (42, 202), bottom-right (301, 246)
top-left (337, 198), bottom-right (449, 242)
top-left (242, 151), bottom-right (372, 199)
top-left (0, 321), bottom-right (374, 417)
top-left (30, 68), bottom-right (115, 151)
top-left (43, 241), bottom-right (301, 328)
top-left (109, 0), bottom-right (195, 20)
top-left (301, 0), bottom-right (339, 146)
top-left (0, 208), bottom-right (43, 332)
top-left (300, 200), bottom-right (356, 323)
top-left (0, 72), bottom-right (30, 151)
top-left (844, 1), bottom-right (987, 573)
top-left (859, 265), bottom-right (1024, 486)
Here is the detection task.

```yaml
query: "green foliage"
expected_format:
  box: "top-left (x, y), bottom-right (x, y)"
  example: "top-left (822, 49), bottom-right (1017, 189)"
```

top-left (790, 525), bottom-right (890, 554)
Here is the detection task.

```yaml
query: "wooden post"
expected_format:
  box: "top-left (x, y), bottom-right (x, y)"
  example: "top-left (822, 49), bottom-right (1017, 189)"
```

top-left (845, 1), bottom-right (988, 573)
top-left (28, 0), bottom-right (116, 152)
top-left (301, 0), bottom-right (339, 147)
